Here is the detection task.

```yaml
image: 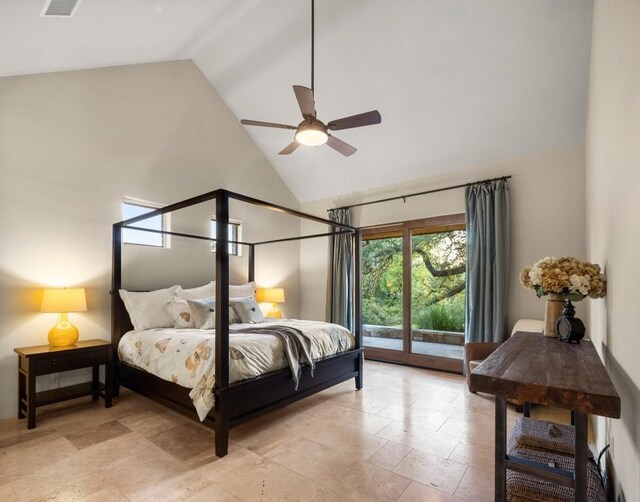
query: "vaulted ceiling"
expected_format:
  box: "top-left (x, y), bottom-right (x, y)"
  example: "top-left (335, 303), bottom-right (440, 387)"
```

top-left (1, 0), bottom-right (593, 202)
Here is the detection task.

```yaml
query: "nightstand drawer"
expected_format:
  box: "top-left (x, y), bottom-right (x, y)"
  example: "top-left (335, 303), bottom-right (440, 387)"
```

top-left (73, 350), bottom-right (107, 368)
top-left (36, 355), bottom-right (72, 374)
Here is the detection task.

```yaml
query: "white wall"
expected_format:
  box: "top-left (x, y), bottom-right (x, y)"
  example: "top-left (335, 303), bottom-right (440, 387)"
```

top-left (586, 0), bottom-right (640, 499)
top-left (300, 145), bottom-right (587, 334)
top-left (0, 60), bottom-right (301, 420)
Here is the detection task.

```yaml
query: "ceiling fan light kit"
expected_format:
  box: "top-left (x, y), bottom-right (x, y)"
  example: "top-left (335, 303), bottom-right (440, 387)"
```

top-left (240, 0), bottom-right (381, 157)
top-left (295, 121), bottom-right (328, 146)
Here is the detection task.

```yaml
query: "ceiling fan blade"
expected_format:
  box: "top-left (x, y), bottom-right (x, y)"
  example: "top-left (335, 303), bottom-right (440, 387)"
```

top-left (327, 110), bottom-right (381, 131)
top-left (279, 141), bottom-right (300, 155)
top-left (293, 85), bottom-right (316, 118)
top-left (241, 119), bottom-right (296, 130)
top-left (326, 135), bottom-right (357, 157)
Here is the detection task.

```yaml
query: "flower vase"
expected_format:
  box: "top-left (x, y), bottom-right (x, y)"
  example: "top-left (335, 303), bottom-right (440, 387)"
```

top-left (544, 293), bottom-right (564, 337)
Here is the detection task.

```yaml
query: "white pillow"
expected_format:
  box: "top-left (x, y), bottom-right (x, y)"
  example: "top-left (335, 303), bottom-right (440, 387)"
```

top-left (167, 296), bottom-right (196, 328)
top-left (231, 296), bottom-right (265, 324)
top-left (119, 286), bottom-right (178, 331)
top-left (176, 281), bottom-right (254, 299)
top-left (229, 281), bottom-right (257, 298)
top-left (176, 281), bottom-right (215, 301)
top-left (186, 298), bottom-right (240, 329)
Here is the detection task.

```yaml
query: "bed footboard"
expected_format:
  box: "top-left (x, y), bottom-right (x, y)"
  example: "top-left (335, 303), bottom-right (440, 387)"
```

top-left (116, 348), bottom-right (363, 456)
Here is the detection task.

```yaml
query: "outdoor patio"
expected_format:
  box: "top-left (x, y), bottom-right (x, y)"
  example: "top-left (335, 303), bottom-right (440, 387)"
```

top-left (363, 336), bottom-right (464, 359)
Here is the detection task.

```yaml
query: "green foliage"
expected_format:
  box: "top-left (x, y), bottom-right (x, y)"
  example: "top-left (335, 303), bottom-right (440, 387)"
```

top-left (362, 236), bottom-right (404, 327)
top-left (362, 230), bottom-right (466, 333)
top-left (412, 292), bottom-right (465, 332)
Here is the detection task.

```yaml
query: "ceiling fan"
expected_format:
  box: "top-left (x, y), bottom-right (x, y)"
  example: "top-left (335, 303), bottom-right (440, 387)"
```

top-left (240, 0), bottom-right (381, 157)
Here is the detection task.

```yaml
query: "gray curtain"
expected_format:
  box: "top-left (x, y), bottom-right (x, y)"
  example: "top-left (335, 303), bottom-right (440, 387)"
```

top-left (465, 179), bottom-right (510, 343)
top-left (327, 208), bottom-right (353, 331)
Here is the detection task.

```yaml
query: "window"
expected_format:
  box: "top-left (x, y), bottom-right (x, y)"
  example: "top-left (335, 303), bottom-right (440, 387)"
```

top-left (210, 219), bottom-right (242, 256)
top-left (122, 199), bottom-right (168, 247)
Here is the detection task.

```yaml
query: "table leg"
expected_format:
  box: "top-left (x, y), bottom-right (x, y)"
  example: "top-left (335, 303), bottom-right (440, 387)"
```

top-left (104, 349), bottom-right (113, 408)
top-left (91, 365), bottom-right (99, 401)
top-left (574, 411), bottom-right (588, 501)
top-left (27, 359), bottom-right (36, 429)
top-left (17, 368), bottom-right (26, 419)
top-left (495, 396), bottom-right (507, 502)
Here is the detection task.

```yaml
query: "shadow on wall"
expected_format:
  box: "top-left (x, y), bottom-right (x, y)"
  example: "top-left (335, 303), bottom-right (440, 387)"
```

top-left (601, 342), bottom-right (639, 454)
top-left (601, 342), bottom-right (638, 502)
top-left (603, 438), bottom-right (632, 502)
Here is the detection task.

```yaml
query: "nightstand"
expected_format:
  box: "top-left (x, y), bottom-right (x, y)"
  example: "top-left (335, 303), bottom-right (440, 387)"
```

top-left (14, 339), bottom-right (113, 429)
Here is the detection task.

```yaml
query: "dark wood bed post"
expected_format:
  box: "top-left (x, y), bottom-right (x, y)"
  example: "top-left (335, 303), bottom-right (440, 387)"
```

top-left (354, 229), bottom-right (363, 390)
top-left (111, 223), bottom-right (122, 397)
top-left (247, 244), bottom-right (255, 282)
top-left (214, 190), bottom-right (231, 457)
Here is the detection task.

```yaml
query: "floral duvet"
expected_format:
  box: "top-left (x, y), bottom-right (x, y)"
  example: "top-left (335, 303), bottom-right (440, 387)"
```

top-left (117, 320), bottom-right (354, 420)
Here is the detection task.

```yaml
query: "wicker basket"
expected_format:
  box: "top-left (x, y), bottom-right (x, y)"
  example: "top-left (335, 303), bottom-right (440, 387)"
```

top-left (506, 446), bottom-right (604, 502)
top-left (508, 417), bottom-right (592, 458)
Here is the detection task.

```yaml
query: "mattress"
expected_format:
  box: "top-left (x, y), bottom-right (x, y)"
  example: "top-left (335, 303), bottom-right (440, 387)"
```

top-left (117, 319), bottom-right (355, 420)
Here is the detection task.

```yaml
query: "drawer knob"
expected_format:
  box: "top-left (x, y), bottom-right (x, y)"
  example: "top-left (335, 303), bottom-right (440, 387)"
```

top-left (51, 359), bottom-right (56, 365)
top-left (89, 354), bottom-right (94, 360)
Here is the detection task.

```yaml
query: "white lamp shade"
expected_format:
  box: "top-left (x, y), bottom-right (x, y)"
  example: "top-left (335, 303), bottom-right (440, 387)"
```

top-left (41, 288), bottom-right (87, 313)
top-left (256, 288), bottom-right (285, 304)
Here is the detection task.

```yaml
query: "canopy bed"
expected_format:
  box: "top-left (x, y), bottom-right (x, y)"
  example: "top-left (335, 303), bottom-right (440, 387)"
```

top-left (111, 188), bottom-right (363, 457)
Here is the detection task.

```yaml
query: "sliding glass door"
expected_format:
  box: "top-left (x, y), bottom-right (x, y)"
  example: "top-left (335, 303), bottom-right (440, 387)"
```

top-left (362, 231), bottom-right (404, 352)
top-left (362, 214), bottom-right (465, 372)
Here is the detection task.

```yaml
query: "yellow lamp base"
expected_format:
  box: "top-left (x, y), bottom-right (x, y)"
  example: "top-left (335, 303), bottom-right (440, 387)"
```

top-left (266, 304), bottom-right (282, 319)
top-left (48, 313), bottom-right (79, 347)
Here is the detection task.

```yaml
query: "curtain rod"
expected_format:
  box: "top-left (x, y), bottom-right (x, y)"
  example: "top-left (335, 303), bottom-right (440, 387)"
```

top-left (328, 175), bottom-right (511, 212)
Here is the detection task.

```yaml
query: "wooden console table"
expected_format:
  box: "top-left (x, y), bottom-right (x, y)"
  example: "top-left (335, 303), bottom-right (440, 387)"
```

top-left (470, 332), bottom-right (620, 501)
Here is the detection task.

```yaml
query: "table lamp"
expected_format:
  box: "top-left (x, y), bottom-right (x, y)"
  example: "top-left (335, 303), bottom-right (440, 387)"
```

top-left (256, 288), bottom-right (285, 319)
top-left (40, 288), bottom-right (87, 347)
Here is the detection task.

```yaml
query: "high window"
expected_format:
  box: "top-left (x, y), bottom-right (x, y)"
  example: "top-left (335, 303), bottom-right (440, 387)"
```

top-left (210, 219), bottom-right (242, 256)
top-left (122, 199), bottom-right (168, 248)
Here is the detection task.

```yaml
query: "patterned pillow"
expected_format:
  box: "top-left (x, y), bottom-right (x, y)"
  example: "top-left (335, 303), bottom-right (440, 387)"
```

top-left (167, 296), bottom-right (196, 328)
top-left (231, 296), bottom-right (265, 324)
top-left (186, 298), bottom-right (240, 329)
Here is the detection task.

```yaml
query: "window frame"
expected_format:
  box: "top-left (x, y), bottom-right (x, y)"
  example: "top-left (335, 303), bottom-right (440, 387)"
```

top-left (210, 218), bottom-right (243, 257)
top-left (122, 198), bottom-right (170, 248)
top-left (361, 213), bottom-right (466, 373)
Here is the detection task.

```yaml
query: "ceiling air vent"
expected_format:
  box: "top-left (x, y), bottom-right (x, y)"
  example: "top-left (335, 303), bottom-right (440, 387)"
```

top-left (41, 0), bottom-right (82, 17)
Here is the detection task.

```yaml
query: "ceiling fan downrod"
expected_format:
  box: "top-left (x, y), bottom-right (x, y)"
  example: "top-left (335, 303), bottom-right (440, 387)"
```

top-left (311, 0), bottom-right (315, 92)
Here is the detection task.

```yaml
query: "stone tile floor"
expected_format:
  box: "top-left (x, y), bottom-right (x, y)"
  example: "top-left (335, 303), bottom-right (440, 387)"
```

top-left (0, 360), bottom-right (589, 501)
